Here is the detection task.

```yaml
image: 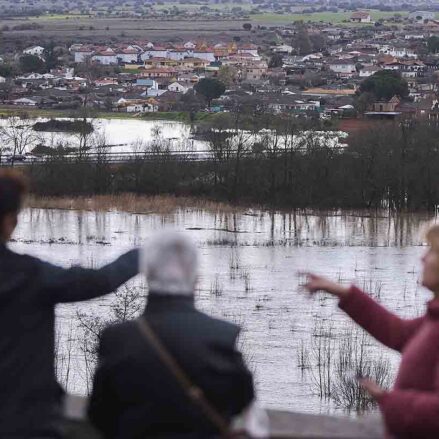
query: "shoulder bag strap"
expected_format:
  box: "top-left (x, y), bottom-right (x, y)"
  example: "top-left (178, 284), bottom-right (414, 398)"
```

top-left (135, 317), bottom-right (231, 436)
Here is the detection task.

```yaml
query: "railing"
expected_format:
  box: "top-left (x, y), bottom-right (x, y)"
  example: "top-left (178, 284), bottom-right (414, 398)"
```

top-left (0, 146), bottom-right (350, 166)
top-left (63, 395), bottom-right (384, 439)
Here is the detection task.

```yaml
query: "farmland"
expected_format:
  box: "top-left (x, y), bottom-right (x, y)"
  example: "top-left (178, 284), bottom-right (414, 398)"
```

top-left (252, 9), bottom-right (411, 24)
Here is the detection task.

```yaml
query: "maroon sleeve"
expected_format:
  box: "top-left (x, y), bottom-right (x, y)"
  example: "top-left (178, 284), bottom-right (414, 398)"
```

top-left (338, 286), bottom-right (424, 352)
top-left (379, 390), bottom-right (439, 436)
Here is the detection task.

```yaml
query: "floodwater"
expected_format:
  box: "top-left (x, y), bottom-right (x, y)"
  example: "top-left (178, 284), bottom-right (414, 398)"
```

top-left (0, 118), bottom-right (205, 152)
top-left (10, 207), bottom-right (435, 413)
top-left (0, 117), bottom-right (347, 155)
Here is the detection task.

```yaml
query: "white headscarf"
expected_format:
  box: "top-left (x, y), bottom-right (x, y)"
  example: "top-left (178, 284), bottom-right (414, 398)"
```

top-left (141, 231), bottom-right (198, 296)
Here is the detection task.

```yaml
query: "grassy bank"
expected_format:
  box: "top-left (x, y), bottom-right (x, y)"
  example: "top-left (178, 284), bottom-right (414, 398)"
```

top-left (0, 107), bottom-right (143, 120)
top-left (26, 193), bottom-right (248, 214)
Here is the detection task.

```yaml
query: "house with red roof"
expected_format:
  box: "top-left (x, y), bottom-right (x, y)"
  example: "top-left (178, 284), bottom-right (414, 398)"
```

top-left (350, 11), bottom-right (371, 23)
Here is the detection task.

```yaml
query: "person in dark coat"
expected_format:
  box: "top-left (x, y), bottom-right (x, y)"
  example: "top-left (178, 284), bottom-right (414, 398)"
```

top-left (89, 232), bottom-right (255, 439)
top-left (0, 170), bottom-right (139, 438)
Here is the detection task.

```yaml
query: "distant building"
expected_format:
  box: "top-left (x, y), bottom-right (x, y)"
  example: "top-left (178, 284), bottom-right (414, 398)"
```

top-left (167, 81), bottom-right (190, 93)
top-left (238, 44), bottom-right (259, 57)
top-left (93, 48), bottom-right (118, 65)
top-left (350, 11), bottom-right (371, 23)
top-left (116, 47), bottom-right (139, 64)
top-left (243, 62), bottom-right (268, 82)
top-left (23, 46), bottom-right (45, 57)
top-left (184, 41), bottom-right (196, 49)
top-left (271, 44), bottom-right (293, 55)
top-left (379, 45), bottom-right (417, 59)
top-left (328, 59), bottom-right (357, 77)
top-left (71, 45), bottom-right (94, 63)
top-left (359, 66), bottom-right (380, 78)
top-left (0, 76), bottom-right (6, 83)
top-left (12, 97), bottom-right (39, 106)
top-left (370, 96), bottom-right (400, 113)
top-left (116, 98), bottom-right (158, 113)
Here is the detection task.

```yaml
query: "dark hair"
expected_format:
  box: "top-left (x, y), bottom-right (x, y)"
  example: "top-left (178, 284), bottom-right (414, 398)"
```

top-left (0, 170), bottom-right (27, 223)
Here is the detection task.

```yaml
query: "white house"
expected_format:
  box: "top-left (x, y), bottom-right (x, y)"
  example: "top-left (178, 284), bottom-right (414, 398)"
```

top-left (167, 49), bottom-right (190, 61)
top-left (350, 11), bottom-right (371, 23)
top-left (238, 44), bottom-right (259, 57)
top-left (405, 34), bottom-right (425, 40)
top-left (184, 41), bottom-right (197, 49)
top-left (141, 48), bottom-right (169, 60)
top-left (379, 45), bottom-right (417, 59)
top-left (0, 76), bottom-right (5, 83)
top-left (72, 46), bottom-right (95, 63)
top-left (192, 50), bottom-right (215, 63)
top-left (359, 66), bottom-right (380, 77)
top-left (145, 88), bottom-right (167, 97)
top-left (167, 81), bottom-right (190, 93)
top-left (116, 46), bottom-right (139, 63)
top-left (12, 97), bottom-right (38, 106)
top-left (135, 78), bottom-right (159, 89)
top-left (328, 60), bottom-right (357, 77)
top-left (271, 44), bottom-right (293, 55)
top-left (17, 73), bottom-right (47, 80)
top-left (141, 47), bottom-right (215, 63)
top-left (93, 48), bottom-right (118, 65)
top-left (117, 98), bottom-right (158, 113)
top-left (23, 46), bottom-right (45, 56)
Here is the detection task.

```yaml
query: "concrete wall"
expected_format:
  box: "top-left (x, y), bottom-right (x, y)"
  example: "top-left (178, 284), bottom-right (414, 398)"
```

top-left (63, 395), bottom-right (384, 438)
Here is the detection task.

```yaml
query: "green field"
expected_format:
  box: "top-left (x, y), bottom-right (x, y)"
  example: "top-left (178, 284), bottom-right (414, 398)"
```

top-left (33, 13), bottom-right (91, 20)
top-left (252, 10), bottom-right (409, 24)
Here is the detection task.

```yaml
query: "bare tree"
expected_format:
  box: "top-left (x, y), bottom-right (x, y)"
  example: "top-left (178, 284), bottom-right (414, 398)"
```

top-left (0, 116), bottom-right (36, 164)
top-left (76, 285), bottom-right (145, 393)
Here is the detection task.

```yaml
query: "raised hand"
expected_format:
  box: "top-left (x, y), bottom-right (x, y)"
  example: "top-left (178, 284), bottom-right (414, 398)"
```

top-left (358, 377), bottom-right (386, 401)
top-left (301, 273), bottom-right (350, 299)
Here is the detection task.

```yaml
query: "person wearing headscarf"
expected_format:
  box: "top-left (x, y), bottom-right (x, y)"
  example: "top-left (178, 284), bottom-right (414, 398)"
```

top-left (89, 232), bottom-right (256, 438)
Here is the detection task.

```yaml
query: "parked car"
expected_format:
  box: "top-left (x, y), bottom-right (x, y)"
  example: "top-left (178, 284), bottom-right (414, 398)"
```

top-left (6, 155), bottom-right (27, 163)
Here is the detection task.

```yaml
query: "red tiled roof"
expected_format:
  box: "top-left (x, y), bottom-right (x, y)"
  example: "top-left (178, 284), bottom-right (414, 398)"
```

top-left (351, 11), bottom-right (370, 19)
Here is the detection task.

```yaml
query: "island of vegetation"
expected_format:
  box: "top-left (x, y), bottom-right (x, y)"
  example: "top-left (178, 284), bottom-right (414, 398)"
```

top-left (33, 119), bottom-right (94, 134)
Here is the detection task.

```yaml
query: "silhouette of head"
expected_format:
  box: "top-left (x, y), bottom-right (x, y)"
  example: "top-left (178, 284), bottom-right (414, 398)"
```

top-left (0, 170), bottom-right (27, 243)
top-left (143, 232), bottom-right (198, 296)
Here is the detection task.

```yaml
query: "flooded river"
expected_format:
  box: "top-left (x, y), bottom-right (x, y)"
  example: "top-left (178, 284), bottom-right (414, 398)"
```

top-left (0, 117), bottom-right (347, 155)
top-left (9, 207), bottom-right (435, 414)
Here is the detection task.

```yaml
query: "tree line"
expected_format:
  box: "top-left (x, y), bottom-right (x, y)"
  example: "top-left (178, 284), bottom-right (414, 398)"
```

top-left (20, 119), bottom-right (439, 211)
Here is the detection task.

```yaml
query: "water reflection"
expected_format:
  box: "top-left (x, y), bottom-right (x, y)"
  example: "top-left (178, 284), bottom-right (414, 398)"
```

top-left (9, 207), bottom-right (437, 413)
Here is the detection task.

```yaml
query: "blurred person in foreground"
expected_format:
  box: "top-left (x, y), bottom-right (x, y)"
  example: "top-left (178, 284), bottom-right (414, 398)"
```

top-left (89, 232), bottom-right (267, 438)
top-left (303, 223), bottom-right (439, 439)
top-left (0, 170), bottom-right (140, 438)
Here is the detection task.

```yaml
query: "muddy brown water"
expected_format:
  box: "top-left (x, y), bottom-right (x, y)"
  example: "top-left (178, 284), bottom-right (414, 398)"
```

top-left (10, 208), bottom-right (435, 414)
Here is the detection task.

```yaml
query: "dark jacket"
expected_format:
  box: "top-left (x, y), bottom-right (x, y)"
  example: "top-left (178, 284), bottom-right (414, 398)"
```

top-left (0, 243), bottom-right (139, 438)
top-left (88, 294), bottom-right (254, 439)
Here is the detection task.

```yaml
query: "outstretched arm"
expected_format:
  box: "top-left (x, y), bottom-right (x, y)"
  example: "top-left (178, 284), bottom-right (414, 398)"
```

top-left (303, 274), bottom-right (423, 352)
top-left (40, 249), bottom-right (139, 303)
top-left (339, 286), bottom-right (423, 352)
